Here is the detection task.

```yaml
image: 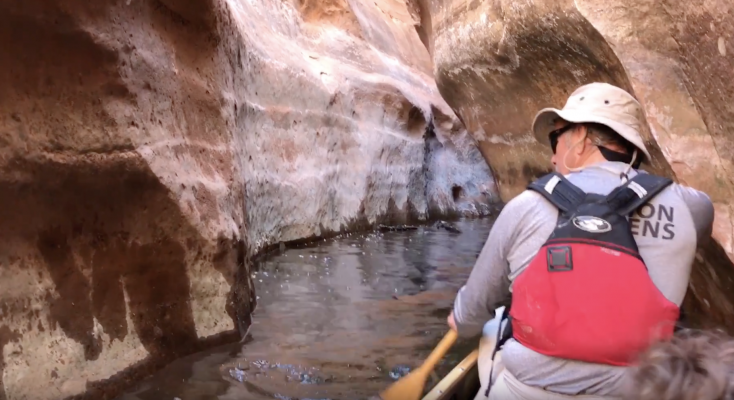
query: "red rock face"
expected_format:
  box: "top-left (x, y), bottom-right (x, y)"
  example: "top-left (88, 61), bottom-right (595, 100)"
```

top-left (0, 0), bottom-right (495, 398)
top-left (422, 0), bottom-right (734, 334)
top-left (0, 2), bottom-right (249, 398)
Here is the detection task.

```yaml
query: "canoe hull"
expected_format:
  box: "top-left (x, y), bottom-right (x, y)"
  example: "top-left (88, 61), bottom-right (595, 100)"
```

top-left (422, 349), bottom-right (480, 400)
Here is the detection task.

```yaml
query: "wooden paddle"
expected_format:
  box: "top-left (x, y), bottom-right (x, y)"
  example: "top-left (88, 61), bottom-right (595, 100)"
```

top-left (379, 329), bottom-right (459, 400)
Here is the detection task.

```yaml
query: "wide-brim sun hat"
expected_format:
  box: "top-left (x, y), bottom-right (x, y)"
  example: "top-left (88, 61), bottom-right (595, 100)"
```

top-left (531, 82), bottom-right (652, 163)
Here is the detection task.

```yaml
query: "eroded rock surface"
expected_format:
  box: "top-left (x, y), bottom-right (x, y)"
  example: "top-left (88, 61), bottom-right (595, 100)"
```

top-left (422, 0), bottom-right (734, 331)
top-left (425, 124), bottom-right (497, 217)
top-left (238, 0), bottom-right (497, 254)
top-left (0, 2), bottom-right (251, 398)
top-left (0, 0), bottom-right (495, 399)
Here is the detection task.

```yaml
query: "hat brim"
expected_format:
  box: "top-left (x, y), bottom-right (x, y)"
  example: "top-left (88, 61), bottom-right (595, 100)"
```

top-left (531, 108), bottom-right (652, 163)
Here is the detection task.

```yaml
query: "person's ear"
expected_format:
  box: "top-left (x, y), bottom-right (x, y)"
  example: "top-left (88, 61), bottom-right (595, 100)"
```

top-left (567, 125), bottom-right (586, 156)
top-left (572, 125), bottom-right (587, 155)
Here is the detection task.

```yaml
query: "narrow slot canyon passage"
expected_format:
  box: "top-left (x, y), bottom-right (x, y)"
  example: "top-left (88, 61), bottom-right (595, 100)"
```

top-left (1, 0), bottom-right (734, 399)
top-left (115, 219), bottom-right (493, 400)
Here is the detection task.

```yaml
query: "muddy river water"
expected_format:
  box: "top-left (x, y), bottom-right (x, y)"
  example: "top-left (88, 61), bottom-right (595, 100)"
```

top-left (116, 217), bottom-right (494, 400)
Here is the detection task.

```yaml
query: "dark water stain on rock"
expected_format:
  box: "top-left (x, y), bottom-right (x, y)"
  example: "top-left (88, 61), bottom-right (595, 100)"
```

top-left (0, 327), bottom-right (21, 400)
top-left (37, 226), bottom-right (102, 361)
top-left (35, 197), bottom-right (199, 364)
top-left (0, 153), bottom-right (252, 400)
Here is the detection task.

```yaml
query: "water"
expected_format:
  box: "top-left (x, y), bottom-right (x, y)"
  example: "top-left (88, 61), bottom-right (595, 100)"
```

top-left (117, 218), bottom-right (494, 400)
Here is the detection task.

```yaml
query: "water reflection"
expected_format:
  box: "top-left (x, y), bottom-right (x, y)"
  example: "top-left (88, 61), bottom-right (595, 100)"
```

top-left (116, 218), bottom-right (494, 400)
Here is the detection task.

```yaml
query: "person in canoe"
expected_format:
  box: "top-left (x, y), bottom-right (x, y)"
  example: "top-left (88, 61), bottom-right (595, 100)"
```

top-left (447, 82), bottom-right (715, 400)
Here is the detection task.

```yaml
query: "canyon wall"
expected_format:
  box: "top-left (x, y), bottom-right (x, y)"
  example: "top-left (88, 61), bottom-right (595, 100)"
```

top-left (237, 0), bottom-right (497, 254)
top-left (8, 0), bottom-right (733, 398)
top-left (0, 0), bottom-right (494, 399)
top-left (422, 0), bottom-right (734, 331)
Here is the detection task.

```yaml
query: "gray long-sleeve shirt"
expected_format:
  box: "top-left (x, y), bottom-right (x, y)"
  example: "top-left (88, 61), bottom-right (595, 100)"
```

top-left (453, 161), bottom-right (715, 396)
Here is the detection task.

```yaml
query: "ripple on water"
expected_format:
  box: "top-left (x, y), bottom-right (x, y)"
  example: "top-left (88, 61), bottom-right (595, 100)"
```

top-left (115, 218), bottom-right (494, 400)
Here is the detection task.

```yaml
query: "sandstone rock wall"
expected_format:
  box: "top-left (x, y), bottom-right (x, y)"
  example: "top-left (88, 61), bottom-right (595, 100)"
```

top-left (421, 0), bottom-right (734, 331)
top-left (0, 1), bottom-right (251, 399)
top-left (236, 0), bottom-right (496, 254)
top-left (425, 126), bottom-right (497, 217)
top-left (4, 0), bottom-right (733, 398)
top-left (0, 0), bottom-right (495, 399)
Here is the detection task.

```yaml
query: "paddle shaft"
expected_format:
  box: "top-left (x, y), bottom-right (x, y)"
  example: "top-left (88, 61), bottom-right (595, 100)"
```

top-left (417, 329), bottom-right (458, 374)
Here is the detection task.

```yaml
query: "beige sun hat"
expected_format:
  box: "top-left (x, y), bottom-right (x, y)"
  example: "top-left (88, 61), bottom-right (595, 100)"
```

top-left (531, 82), bottom-right (651, 162)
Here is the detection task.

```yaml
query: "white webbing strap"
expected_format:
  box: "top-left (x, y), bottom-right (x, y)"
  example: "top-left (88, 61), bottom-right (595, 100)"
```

top-left (544, 175), bottom-right (561, 194)
top-left (627, 181), bottom-right (648, 198)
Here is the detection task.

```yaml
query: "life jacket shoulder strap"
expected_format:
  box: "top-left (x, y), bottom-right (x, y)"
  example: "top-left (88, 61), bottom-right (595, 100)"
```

top-left (604, 173), bottom-right (674, 216)
top-left (526, 172), bottom-right (587, 213)
top-left (485, 305), bottom-right (512, 397)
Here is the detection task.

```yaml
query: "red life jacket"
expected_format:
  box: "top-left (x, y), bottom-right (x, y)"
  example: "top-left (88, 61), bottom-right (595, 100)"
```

top-left (508, 172), bottom-right (680, 366)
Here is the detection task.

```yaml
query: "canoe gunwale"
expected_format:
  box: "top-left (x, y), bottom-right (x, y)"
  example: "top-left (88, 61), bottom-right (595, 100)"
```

top-left (422, 349), bottom-right (480, 400)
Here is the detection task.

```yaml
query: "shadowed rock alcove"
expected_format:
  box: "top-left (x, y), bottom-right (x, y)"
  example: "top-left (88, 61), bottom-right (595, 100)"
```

top-left (419, 0), bottom-right (734, 333)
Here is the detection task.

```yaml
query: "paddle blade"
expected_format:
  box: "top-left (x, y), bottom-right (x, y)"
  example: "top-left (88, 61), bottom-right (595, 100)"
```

top-left (378, 368), bottom-right (430, 400)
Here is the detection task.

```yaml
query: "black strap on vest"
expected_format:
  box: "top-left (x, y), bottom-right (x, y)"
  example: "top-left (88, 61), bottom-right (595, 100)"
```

top-left (527, 172), bottom-right (588, 214)
top-left (484, 306), bottom-right (511, 397)
top-left (599, 147), bottom-right (642, 169)
top-left (604, 173), bottom-right (673, 216)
